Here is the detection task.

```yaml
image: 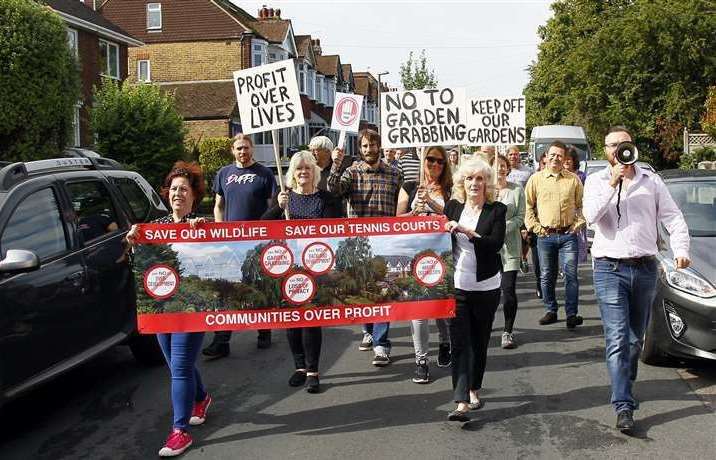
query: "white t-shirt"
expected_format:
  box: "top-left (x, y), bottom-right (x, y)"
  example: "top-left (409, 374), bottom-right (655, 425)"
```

top-left (453, 206), bottom-right (502, 291)
top-left (507, 164), bottom-right (533, 189)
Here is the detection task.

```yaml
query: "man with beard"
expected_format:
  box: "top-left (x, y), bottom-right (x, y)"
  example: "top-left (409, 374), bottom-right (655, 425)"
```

top-left (328, 129), bottom-right (402, 366)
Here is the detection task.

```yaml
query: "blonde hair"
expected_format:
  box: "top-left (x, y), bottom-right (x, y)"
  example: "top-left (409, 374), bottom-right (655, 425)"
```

top-left (451, 158), bottom-right (495, 203)
top-left (285, 150), bottom-right (321, 191)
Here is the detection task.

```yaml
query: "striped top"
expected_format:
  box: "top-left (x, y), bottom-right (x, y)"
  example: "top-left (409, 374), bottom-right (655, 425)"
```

top-left (327, 160), bottom-right (403, 217)
top-left (398, 152), bottom-right (421, 182)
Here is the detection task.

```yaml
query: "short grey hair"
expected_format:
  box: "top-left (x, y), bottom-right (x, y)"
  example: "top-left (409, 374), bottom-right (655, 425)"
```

top-left (452, 158), bottom-right (495, 203)
top-left (308, 135), bottom-right (334, 152)
top-left (285, 150), bottom-right (322, 191)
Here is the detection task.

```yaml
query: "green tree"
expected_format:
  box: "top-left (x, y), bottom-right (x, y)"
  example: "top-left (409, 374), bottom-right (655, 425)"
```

top-left (240, 241), bottom-right (283, 307)
top-left (198, 137), bottom-right (232, 188)
top-left (0, 0), bottom-right (81, 161)
top-left (91, 80), bottom-right (186, 189)
top-left (524, 0), bottom-right (716, 169)
top-left (702, 86), bottom-right (716, 139)
top-left (399, 50), bottom-right (438, 90)
top-left (335, 237), bottom-right (373, 288)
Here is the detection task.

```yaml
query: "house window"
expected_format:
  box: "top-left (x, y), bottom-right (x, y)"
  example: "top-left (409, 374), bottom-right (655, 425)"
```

top-left (307, 69), bottom-right (315, 99)
top-left (315, 75), bottom-right (323, 103)
top-left (252, 42), bottom-right (266, 67)
top-left (269, 52), bottom-right (277, 63)
top-left (99, 39), bottom-right (119, 79)
top-left (147, 3), bottom-right (162, 30)
top-left (297, 63), bottom-right (306, 94)
top-left (72, 102), bottom-right (81, 147)
top-left (66, 28), bottom-right (78, 58)
top-left (137, 60), bottom-right (151, 82)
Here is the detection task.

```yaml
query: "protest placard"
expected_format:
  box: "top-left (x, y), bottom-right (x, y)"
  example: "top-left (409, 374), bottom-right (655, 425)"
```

top-left (381, 88), bottom-right (467, 148)
top-left (133, 216), bottom-right (455, 333)
top-left (331, 92), bottom-right (363, 149)
top-left (465, 96), bottom-right (526, 146)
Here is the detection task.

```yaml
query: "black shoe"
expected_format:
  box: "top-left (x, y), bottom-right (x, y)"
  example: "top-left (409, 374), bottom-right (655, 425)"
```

top-left (412, 359), bottom-right (430, 384)
top-left (535, 289), bottom-right (543, 299)
top-left (202, 341), bottom-right (229, 359)
top-left (437, 343), bottom-right (451, 367)
top-left (305, 375), bottom-right (320, 393)
top-left (372, 353), bottom-right (390, 367)
top-left (447, 410), bottom-right (471, 422)
top-left (257, 330), bottom-right (272, 349)
top-left (566, 315), bottom-right (584, 329)
top-left (616, 410), bottom-right (635, 433)
top-left (538, 311), bottom-right (558, 325)
top-left (288, 370), bottom-right (306, 387)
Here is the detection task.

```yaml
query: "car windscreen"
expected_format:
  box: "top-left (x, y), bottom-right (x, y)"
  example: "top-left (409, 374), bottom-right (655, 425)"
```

top-left (667, 181), bottom-right (716, 237)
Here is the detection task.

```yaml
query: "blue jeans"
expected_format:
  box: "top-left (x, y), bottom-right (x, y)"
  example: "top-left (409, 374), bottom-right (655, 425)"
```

top-left (362, 323), bottom-right (391, 355)
top-left (537, 233), bottom-right (579, 316)
top-left (157, 333), bottom-right (207, 430)
top-left (593, 257), bottom-right (658, 413)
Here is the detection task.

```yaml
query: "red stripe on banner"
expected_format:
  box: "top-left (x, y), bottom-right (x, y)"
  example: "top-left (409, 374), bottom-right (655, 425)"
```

top-left (137, 299), bottom-right (456, 333)
top-left (135, 215), bottom-right (447, 244)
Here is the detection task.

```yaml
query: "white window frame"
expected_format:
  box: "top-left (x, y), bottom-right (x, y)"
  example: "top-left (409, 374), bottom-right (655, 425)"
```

top-left (99, 39), bottom-right (120, 80)
top-left (72, 102), bottom-right (81, 147)
top-left (307, 69), bottom-right (315, 99)
top-left (316, 74), bottom-right (324, 104)
top-left (147, 3), bottom-right (162, 30)
top-left (252, 40), bottom-right (267, 67)
top-left (137, 60), bottom-right (151, 82)
top-left (66, 28), bottom-right (78, 59)
top-left (297, 62), bottom-right (306, 94)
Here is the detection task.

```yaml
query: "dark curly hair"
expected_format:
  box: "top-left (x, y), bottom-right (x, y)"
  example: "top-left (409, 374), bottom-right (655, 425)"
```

top-left (161, 161), bottom-right (206, 211)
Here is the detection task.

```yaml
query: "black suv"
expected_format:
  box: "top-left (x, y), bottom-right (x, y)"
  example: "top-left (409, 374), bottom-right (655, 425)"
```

top-left (0, 150), bottom-right (168, 405)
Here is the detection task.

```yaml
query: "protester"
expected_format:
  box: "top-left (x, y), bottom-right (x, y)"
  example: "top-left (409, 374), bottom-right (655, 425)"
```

top-left (262, 151), bottom-right (341, 393)
top-left (505, 145), bottom-right (532, 189)
top-left (383, 148), bottom-right (398, 168)
top-left (203, 134), bottom-right (277, 359)
top-left (525, 141), bottom-right (585, 328)
top-left (564, 146), bottom-right (588, 263)
top-left (328, 129), bottom-right (402, 366)
top-left (495, 154), bottom-right (525, 349)
top-left (396, 146), bottom-right (453, 382)
top-left (309, 135), bottom-right (351, 217)
top-left (126, 162), bottom-right (211, 457)
top-left (584, 126), bottom-right (690, 433)
top-left (398, 147), bottom-right (421, 182)
top-left (528, 152), bottom-right (548, 298)
top-left (443, 158), bottom-right (506, 422)
top-left (448, 149), bottom-right (460, 169)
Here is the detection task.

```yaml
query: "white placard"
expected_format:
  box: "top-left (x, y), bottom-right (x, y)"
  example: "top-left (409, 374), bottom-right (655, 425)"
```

top-left (331, 92), bottom-right (363, 133)
top-left (381, 88), bottom-right (467, 148)
top-left (465, 96), bottom-right (526, 146)
top-left (232, 60), bottom-right (305, 134)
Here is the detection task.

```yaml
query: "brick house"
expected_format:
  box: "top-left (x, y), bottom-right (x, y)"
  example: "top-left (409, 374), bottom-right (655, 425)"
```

top-left (353, 72), bottom-right (381, 132)
top-left (47, 0), bottom-right (142, 148)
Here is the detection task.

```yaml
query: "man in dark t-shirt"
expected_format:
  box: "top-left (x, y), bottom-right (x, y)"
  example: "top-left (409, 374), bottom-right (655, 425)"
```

top-left (202, 134), bottom-right (278, 359)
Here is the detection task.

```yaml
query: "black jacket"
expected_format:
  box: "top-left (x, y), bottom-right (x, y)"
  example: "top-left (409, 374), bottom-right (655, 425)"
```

top-left (444, 199), bottom-right (507, 282)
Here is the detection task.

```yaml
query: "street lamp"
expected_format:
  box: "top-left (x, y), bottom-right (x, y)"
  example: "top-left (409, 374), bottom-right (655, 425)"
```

top-left (377, 71), bottom-right (389, 134)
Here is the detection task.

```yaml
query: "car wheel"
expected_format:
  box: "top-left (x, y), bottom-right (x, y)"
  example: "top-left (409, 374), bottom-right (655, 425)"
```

top-left (129, 334), bottom-right (164, 366)
top-left (640, 306), bottom-right (671, 366)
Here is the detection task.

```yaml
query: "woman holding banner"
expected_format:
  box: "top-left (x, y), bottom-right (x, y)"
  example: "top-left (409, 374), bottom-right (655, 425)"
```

top-left (495, 154), bottom-right (525, 349)
top-left (126, 161), bottom-right (212, 457)
top-left (396, 145), bottom-right (453, 383)
top-left (262, 151), bottom-right (341, 393)
top-left (443, 158), bottom-right (506, 422)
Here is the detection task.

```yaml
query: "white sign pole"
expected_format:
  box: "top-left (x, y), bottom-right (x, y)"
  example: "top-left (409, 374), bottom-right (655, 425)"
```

top-left (337, 130), bottom-right (347, 151)
top-left (272, 130), bottom-right (290, 220)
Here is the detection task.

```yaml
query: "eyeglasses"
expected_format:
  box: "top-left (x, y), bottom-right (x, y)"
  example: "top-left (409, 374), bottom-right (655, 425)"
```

top-left (605, 142), bottom-right (620, 148)
top-left (425, 157), bottom-right (446, 165)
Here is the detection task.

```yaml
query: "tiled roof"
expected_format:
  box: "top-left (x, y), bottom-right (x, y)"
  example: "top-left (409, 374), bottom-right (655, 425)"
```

top-left (160, 81), bottom-right (237, 119)
top-left (342, 64), bottom-right (353, 81)
top-left (251, 19), bottom-right (289, 44)
top-left (48, 0), bottom-right (137, 43)
top-left (295, 35), bottom-right (312, 58)
top-left (316, 55), bottom-right (339, 77)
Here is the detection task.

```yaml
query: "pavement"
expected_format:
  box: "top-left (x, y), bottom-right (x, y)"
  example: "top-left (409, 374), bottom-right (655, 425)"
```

top-left (1, 262), bottom-right (714, 459)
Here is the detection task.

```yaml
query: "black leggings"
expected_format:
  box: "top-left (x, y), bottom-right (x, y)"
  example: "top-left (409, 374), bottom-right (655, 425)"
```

top-left (530, 233), bottom-right (542, 293)
top-left (286, 327), bottom-right (322, 373)
top-left (500, 270), bottom-right (518, 333)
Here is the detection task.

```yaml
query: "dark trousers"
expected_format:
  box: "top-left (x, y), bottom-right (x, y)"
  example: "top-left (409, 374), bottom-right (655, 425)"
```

top-left (286, 327), bottom-right (322, 373)
top-left (449, 288), bottom-right (501, 403)
top-left (500, 270), bottom-right (518, 333)
top-left (529, 232), bottom-right (542, 294)
top-left (212, 329), bottom-right (271, 344)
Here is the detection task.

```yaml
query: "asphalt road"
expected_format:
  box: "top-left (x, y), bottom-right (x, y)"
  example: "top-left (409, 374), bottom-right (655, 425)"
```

top-left (2, 263), bottom-right (714, 459)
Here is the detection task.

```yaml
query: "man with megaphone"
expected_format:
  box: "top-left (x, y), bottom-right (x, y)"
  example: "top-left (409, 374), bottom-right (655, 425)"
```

top-left (584, 126), bottom-right (691, 434)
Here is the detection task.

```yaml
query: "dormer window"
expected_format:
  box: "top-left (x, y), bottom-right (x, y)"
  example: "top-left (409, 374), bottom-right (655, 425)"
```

top-left (147, 3), bottom-right (162, 30)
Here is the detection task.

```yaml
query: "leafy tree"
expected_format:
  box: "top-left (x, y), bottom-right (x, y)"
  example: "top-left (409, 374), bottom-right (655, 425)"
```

top-left (335, 237), bottom-right (373, 288)
top-left (198, 137), bottom-right (233, 188)
top-left (0, 0), bottom-right (81, 161)
top-left (91, 80), bottom-right (186, 189)
top-left (524, 0), bottom-right (716, 169)
top-left (240, 241), bottom-right (283, 307)
top-left (702, 86), bottom-right (716, 139)
top-left (399, 50), bottom-right (438, 90)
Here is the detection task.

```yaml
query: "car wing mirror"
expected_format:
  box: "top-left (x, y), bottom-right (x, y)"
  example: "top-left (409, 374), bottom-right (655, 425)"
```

top-left (0, 249), bottom-right (40, 274)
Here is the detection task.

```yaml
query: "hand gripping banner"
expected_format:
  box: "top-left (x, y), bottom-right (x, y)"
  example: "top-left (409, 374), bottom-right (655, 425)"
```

top-left (134, 216), bottom-right (456, 333)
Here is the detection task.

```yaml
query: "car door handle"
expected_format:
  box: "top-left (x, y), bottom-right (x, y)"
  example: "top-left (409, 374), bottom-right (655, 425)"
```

top-left (65, 271), bottom-right (85, 290)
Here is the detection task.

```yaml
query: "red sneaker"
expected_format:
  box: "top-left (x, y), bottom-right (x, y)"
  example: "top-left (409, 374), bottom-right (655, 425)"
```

top-left (158, 429), bottom-right (192, 457)
top-left (189, 394), bottom-right (212, 426)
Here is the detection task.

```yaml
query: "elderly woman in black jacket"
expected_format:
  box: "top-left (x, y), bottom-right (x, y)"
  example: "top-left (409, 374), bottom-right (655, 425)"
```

top-left (443, 158), bottom-right (507, 422)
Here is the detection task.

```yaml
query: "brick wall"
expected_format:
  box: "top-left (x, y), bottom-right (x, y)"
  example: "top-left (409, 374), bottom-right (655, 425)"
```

top-left (184, 119), bottom-right (231, 144)
top-left (128, 40), bottom-right (243, 82)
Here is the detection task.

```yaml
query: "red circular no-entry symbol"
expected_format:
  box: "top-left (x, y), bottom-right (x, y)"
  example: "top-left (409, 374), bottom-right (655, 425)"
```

top-left (335, 97), bottom-right (360, 126)
top-left (143, 264), bottom-right (180, 300)
top-left (302, 242), bottom-right (335, 275)
top-left (412, 253), bottom-right (445, 287)
top-left (281, 272), bottom-right (317, 305)
top-left (260, 243), bottom-right (294, 278)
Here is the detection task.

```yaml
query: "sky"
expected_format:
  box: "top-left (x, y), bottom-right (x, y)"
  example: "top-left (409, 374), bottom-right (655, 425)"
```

top-left (232, 0), bottom-right (554, 96)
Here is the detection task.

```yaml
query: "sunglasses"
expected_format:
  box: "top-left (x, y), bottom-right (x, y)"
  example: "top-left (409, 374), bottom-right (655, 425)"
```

top-left (425, 156), bottom-right (446, 165)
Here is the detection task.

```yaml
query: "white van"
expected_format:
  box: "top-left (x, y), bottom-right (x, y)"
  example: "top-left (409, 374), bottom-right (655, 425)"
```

top-left (529, 125), bottom-right (592, 166)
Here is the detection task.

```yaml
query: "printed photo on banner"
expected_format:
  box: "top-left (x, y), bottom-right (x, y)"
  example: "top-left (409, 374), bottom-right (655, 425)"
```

top-left (466, 96), bottom-right (526, 146)
top-left (381, 87), bottom-right (467, 148)
top-left (232, 59), bottom-right (306, 134)
top-left (133, 216), bottom-right (455, 333)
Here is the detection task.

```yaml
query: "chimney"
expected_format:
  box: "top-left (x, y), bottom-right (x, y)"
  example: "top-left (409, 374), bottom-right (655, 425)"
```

top-left (275, 8), bottom-right (281, 18)
top-left (312, 38), bottom-right (322, 56)
top-left (258, 5), bottom-right (269, 19)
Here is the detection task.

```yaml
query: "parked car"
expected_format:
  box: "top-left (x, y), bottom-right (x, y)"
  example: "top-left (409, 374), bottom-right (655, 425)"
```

top-left (0, 151), bottom-right (167, 406)
top-left (641, 169), bottom-right (716, 364)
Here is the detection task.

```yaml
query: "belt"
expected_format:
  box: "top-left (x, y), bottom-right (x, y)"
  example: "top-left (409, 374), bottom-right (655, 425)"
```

top-left (543, 226), bottom-right (571, 234)
top-left (597, 256), bottom-right (655, 266)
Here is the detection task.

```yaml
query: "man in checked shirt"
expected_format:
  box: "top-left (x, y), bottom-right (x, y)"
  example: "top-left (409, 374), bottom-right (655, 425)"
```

top-left (328, 129), bottom-right (403, 367)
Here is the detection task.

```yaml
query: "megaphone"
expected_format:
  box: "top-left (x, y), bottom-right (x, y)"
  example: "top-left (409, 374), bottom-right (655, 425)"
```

top-left (614, 141), bottom-right (638, 165)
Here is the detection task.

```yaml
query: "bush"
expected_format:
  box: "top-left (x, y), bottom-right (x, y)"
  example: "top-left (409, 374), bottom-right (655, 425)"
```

top-left (0, 0), bottom-right (81, 161)
top-left (679, 147), bottom-right (716, 170)
top-left (197, 137), bottom-right (232, 188)
top-left (91, 80), bottom-right (186, 189)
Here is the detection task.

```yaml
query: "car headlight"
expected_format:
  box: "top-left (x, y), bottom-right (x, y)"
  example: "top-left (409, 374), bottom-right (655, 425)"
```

top-left (660, 258), bottom-right (716, 298)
